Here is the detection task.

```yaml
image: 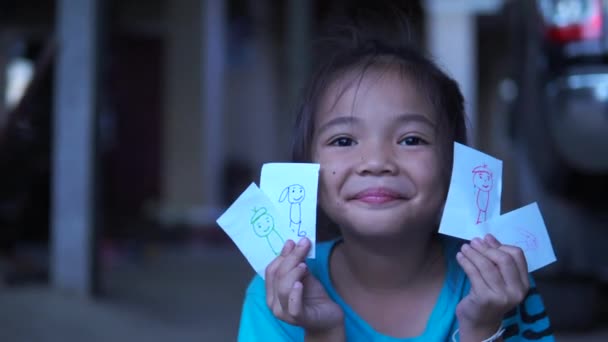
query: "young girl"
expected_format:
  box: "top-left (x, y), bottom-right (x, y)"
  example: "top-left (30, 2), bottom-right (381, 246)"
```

top-left (238, 12), bottom-right (554, 342)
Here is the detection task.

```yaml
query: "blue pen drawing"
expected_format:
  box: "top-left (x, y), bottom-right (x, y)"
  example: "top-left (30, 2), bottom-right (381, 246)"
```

top-left (279, 184), bottom-right (306, 237)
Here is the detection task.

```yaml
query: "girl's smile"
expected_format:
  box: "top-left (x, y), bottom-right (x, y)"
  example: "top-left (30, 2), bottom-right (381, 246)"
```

top-left (353, 186), bottom-right (405, 202)
top-left (349, 186), bottom-right (412, 207)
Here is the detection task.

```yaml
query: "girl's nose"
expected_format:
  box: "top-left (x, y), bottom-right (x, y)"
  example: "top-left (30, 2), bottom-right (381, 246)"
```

top-left (355, 142), bottom-right (398, 176)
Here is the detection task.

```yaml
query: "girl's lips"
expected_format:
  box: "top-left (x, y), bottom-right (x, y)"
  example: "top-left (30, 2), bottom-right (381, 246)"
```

top-left (352, 188), bottom-right (405, 204)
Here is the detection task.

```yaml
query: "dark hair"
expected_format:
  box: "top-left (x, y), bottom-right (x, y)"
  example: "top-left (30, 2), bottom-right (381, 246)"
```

top-left (291, 8), bottom-right (468, 239)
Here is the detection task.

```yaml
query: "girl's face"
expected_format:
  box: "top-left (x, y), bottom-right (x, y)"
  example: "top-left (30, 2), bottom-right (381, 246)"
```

top-left (311, 66), bottom-right (448, 238)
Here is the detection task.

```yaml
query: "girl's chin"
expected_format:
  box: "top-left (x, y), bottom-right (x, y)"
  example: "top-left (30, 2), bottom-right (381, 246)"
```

top-left (340, 230), bottom-right (419, 248)
top-left (340, 223), bottom-right (418, 238)
top-left (335, 215), bottom-right (437, 238)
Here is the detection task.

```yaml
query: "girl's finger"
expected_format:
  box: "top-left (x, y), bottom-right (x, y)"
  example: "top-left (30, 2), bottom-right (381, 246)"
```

top-left (499, 245), bottom-right (530, 289)
top-left (276, 237), bottom-right (311, 277)
top-left (265, 240), bottom-right (296, 307)
top-left (265, 257), bottom-right (281, 308)
top-left (287, 281), bottom-right (304, 318)
top-left (480, 246), bottom-right (526, 300)
top-left (456, 245), bottom-right (491, 293)
top-left (484, 234), bottom-right (501, 249)
top-left (277, 262), bottom-right (309, 310)
top-left (485, 234), bottom-right (529, 287)
top-left (467, 239), bottom-right (507, 288)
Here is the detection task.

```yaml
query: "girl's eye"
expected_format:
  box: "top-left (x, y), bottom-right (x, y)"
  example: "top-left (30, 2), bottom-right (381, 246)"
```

top-left (399, 136), bottom-right (427, 146)
top-left (329, 137), bottom-right (356, 147)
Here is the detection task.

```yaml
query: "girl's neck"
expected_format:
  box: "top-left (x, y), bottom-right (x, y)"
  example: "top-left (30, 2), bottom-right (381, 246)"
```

top-left (332, 231), bottom-right (444, 293)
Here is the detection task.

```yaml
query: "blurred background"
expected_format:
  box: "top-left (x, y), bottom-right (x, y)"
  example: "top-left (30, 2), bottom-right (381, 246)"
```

top-left (0, 0), bottom-right (607, 341)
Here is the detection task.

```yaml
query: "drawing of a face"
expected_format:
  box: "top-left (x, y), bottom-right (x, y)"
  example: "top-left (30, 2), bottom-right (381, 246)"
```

top-left (310, 66), bottom-right (445, 238)
top-left (472, 166), bottom-right (493, 192)
top-left (253, 214), bottom-right (274, 237)
top-left (288, 185), bottom-right (305, 203)
top-left (250, 207), bottom-right (275, 237)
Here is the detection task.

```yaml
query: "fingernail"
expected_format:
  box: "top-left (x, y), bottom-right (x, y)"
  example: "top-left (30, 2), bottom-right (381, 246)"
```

top-left (297, 237), bottom-right (308, 247)
top-left (485, 234), bottom-right (500, 247)
top-left (471, 238), bottom-right (482, 248)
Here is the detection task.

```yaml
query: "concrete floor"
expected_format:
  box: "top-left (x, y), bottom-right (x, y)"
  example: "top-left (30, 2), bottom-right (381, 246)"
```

top-left (0, 240), bottom-right (253, 342)
top-left (0, 239), bottom-right (607, 342)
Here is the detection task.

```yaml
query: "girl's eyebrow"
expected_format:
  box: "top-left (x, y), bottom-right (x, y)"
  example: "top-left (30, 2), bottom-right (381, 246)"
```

top-left (316, 116), bottom-right (361, 136)
top-left (395, 113), bottom-right (437, 128)
top-left (316, 113), bottom-right (436, 136)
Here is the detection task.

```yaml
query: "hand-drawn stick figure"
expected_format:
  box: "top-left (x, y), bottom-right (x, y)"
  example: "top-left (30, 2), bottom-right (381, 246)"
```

top-left (279, 184), bottom-right (306, 237)
top-left (472, 164), bottom-right (494, 224)
top-left (250, 207), bottom-right (284, 255)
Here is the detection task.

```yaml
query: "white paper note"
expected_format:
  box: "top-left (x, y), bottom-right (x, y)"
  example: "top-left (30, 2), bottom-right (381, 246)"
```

top-left (439, 142), bottom-right (503, 240)
top-left (439, 142), bottom-right (557, 272)
top-left (476, 203), bottom-right (557, 272)
top-left (260, 163), bottom-right (320, 258)
top-left (216, 183), bottom-right (300, 279)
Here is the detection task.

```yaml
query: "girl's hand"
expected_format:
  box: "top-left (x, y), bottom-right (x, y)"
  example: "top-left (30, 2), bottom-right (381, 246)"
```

top-left (265, 238), bottom-right (344, 338)
top-left (455, 234), bottom-right (529, 341)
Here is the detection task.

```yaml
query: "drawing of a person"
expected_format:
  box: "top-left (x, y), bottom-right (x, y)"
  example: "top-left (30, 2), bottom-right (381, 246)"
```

top-left (250, 207), bottom-right (284, 255)
top-left (472, 164), bottom-right (494, 224)
top-left (279, 184), bottom-right (306, 236)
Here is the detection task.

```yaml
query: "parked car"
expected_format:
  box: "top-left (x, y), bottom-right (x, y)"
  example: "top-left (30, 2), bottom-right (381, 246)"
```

top-left (534, 0), bottom-right (608, 200)
top-left (502, 0), bottom-right (608, 330)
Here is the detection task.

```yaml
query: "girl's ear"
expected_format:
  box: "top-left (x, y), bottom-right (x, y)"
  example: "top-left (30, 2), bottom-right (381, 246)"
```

top-left (279, 187), bottom-right (288, 202)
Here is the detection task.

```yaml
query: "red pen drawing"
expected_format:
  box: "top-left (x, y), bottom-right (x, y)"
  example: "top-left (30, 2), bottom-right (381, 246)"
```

top-left (515, 228), bottom-right (539, 252)
top-left (472, 164), bottom-right (494, 224)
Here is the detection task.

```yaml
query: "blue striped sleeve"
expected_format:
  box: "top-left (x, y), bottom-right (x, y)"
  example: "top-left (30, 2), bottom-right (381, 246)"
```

top-left (502, 276), bottom-right (554, 341)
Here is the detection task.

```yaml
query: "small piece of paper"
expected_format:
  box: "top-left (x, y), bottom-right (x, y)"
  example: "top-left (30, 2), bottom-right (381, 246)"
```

top-left (216, 182), bottom-right (300, 279)
top-left (476, 203), bottom-right (557, 272)
top-left (439, 142), bottom-right (503, 240)
top-left (439, 142), bottom-right (557, 272)
top-left (260, 163), bottom-right (320, 258)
